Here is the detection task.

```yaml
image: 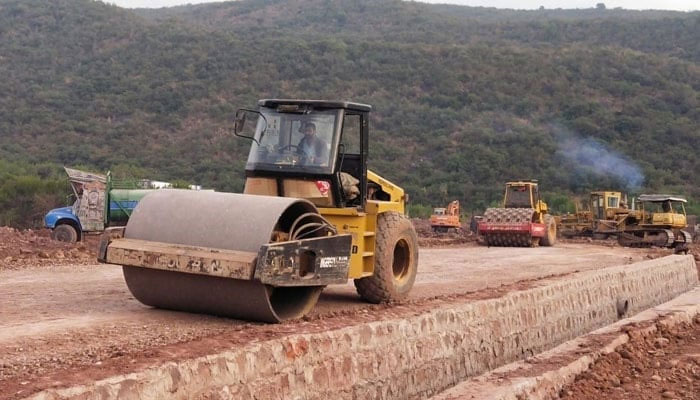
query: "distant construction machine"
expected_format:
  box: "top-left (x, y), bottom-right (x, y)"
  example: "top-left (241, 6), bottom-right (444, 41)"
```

top-left (556, 191), bottom-right (629, 239)
top-left (558, 192), bottom-right (693, 250)
top-left (45, 168), bottom-right (154, 243)
top-left (617, 194), bottom-right (692, 250)
top-left (430, 200), bottom-right (461, 233)
top-left (478, 180), bottom-right (556, 247)
top-left (98, 99), bottom-right (418, 323)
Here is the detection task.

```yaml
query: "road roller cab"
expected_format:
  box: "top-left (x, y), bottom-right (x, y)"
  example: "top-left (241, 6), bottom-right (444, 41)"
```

top-left (99, 99), bottom-right (418, 322)
top-left (237, 99), bottom-right (400, 210)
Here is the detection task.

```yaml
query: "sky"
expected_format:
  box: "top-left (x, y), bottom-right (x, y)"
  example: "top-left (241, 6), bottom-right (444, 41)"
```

top-left (106, 0), bottom-right (699, 11)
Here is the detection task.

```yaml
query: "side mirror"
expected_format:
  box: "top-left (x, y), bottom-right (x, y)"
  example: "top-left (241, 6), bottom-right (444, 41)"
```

top-left (233, 108), bottom-right (266, 145)
top-left (234, 109), bottom-right (247, 134)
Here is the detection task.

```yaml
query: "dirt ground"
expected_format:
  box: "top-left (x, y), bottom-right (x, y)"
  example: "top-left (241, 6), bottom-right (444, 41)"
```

top-left (561, 316), bottom-right (700, 400)
top-left (0, 227), bottom-right (98, 270)
top-left (560, 240), bottom-right (700, 400)
top-left (2, 221), bottom-right (692, 266)
top-left (0, 224), bottom-right (695, 399)
top-left (412, 218), bottom-right (478, 247)
top-left (0, 240), bottom-right (655, 399)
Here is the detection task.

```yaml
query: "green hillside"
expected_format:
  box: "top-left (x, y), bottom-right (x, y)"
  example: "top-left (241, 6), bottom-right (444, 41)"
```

top-left (137, 0), bottom-right (700, 61)
top-left (0, 0), bottom-right (698, 227)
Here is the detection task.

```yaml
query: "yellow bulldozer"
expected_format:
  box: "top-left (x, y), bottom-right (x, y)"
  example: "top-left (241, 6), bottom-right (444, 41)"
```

top-left (430, 200), bottom-right (461, 233)
top-left (478, 180), bottom-right (556, 247)
top-left (617, 194), bottom-right (692, 250)
top-left (98, 99), bottom-right (418, 323)
top-left (556, 192), bottom-right (692, 250)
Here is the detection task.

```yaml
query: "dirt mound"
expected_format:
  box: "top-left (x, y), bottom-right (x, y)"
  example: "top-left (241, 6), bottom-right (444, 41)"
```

top-left (412, 218), bottom-right (478, 247)
top-left (0, 227), bottom-right (98, 270)
top-left (689, 242), bottom-right (700, 260)
top-left (562, 315), bottom-right (700, 399)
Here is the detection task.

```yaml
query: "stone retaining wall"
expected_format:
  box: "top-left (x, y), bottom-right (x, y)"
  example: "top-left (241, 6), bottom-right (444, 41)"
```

top-left (30, 255), bottom-right (698, 400)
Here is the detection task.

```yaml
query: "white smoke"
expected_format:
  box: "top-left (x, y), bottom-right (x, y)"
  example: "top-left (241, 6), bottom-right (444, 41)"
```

top-left (553, 125), bottom-right (644, 189)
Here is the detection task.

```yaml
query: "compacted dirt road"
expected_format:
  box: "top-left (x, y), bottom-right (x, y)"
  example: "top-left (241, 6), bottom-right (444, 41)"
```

top-left (0, 244), bottom-right (655, 399)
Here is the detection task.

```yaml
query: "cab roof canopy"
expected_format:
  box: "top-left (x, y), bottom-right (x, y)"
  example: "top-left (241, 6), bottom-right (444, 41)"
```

top-left (507, 179), bottom-right (538, 184)
top-left (258, 99), bottom-right (372, 112)
top-left (637, 194), bottom-right (687, 203)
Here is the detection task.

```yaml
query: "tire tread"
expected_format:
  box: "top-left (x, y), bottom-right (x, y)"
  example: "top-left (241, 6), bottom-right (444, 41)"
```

top-left (354, 212), bottom-right (418, 303)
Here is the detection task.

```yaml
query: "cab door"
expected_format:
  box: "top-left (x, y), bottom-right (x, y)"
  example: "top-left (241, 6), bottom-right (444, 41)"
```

top-left (591, 194), bottom-right (604, 220)
top-left (76, 181), bottom-right (106, 232)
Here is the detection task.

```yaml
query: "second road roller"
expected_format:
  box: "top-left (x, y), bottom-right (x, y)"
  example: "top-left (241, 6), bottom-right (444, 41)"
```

top-left (98, 99), bottom-right (418, 323)
top-left (478, 180), bottom-right (557, 247)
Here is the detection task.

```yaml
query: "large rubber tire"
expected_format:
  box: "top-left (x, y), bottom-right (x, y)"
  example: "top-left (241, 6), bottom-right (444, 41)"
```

top-left (354, 212), bottom-right (418, 303)
top-left (540, 215), bottom-right (556, 247)
top-left (52, 224), bottom-right (78, 243)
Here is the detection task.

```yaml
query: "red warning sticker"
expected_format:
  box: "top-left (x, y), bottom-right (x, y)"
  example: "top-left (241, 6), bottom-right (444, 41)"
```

top-left (315, 180), bottom-right (331, 196)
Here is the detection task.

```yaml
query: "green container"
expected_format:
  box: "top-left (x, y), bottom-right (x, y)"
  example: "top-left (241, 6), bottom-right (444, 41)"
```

top-left (108, 189), bottom-right (153, 223)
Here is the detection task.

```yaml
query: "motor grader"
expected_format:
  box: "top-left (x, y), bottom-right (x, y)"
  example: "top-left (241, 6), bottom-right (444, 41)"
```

top-left (556, 191), bottom-right (629, 239)
top-left (98, 99), bottom-right (418, 323)
top-left (478, 180), bottom-right (556, 247)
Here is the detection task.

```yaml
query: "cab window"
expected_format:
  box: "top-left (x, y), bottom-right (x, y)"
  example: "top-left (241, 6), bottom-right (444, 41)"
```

top-left (246, 108), bottom-right (339, 172)
top-left (340, 113), bottom-right (361, 154)
top-left (505, 185), bottom-right (531, 208)
top-left (672, 202), bottom-right (685, 213)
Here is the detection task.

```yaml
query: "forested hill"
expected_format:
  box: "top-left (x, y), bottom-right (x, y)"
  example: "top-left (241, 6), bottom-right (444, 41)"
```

top-left (137, 0), bottom-right (700, 62)
top-left (0, 0), bottom-right (699, 226)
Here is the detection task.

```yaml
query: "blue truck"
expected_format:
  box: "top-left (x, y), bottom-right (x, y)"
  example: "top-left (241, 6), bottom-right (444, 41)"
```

top-left (45, 168), bottom-right (153, 242)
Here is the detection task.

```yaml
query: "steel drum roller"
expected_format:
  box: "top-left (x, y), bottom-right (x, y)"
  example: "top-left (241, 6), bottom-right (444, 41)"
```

top-left (121, 190), bottom-right (325, 323)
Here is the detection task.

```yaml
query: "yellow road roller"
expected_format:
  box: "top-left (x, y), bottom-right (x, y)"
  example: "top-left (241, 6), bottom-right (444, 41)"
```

top-left (98, 99), bottom-right (418, 322)
top-left (478, 180), bottom-right (556, 247)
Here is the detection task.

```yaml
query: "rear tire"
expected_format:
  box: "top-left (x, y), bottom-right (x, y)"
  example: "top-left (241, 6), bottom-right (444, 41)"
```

top-left (355, 212), bottom-right (418, 303)
top-left (52, 224), bottom-right (78, 243)
top-left (540, 215), bottom-right (556, 247)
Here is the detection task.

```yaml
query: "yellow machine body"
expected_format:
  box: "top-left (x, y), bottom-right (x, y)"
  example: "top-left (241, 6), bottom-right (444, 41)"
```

top-left (627, 198), bottom-right (687, 229)
top-left (617, 194), bottom-right (691, 249)
top-left (244, 169), bottom-right (406, 279)
top-left (556, 191), bottom-right (629, 238)
top-left (501, 181), bottom-right (548, 222)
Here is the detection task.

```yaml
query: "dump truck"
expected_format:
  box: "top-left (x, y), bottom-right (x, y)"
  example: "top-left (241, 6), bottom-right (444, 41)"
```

top-left (98, 99), bottom-right (419, 323)
top-left (44, 168), bottom-right (154, 243)
top-left (430, 200), bottom-right (460, 233)
top-left (617, 194), bottom-right (692, 250)
top-left (478, 180), bottom-right (556, 247)
top-left (556, 191), bottom-right (629, 239)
